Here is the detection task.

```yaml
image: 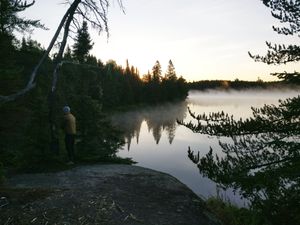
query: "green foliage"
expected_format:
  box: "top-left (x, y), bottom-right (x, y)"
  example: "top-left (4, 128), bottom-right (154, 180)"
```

top-left (0, 33), bottom-right (21, 95)
top-left (99, 59), bottom-right (188, 109)
top-left (57, 64), bottom-right (124, 162)
top-left (0, 24), bottom-right (187, 173)
top-left (165, 59), bottom-right (177, 81)
top-left (44, 57), bottom-right (187, 165)
top-left (249, 0), bottom-right (300, 83)
top-left (0, 0), bottom-right (46, 35)
top-left (182, 95), bottom-right (300, 224)
top-left (17, 88), bottom-right (54, 169)
top-left (0, 37), bottom-right (51, 169)
top-left (86, 54), bottom-right (98, 65)
top-left (63, 45), bottom-right (73, 61)
top-left (0, 38), bottom-right (124, 171)
top-left (152, 60), bottom-right (162, 83)
top-left (72, 21), bottom-right (93, 63)
top-left (139, 60), bottom-right (188, 104)
top-left (206, 197), bottom-right (263, 225)
top-left (181, 3), bottom-right (300, 223)
top-left (70, 96), bottom-right (124, 162)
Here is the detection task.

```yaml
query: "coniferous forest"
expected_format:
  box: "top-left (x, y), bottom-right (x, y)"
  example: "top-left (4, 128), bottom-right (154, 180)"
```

top-left (0, 1), bottom-right (188, 174)
top-left (1, 1), bottom-right (300, 225)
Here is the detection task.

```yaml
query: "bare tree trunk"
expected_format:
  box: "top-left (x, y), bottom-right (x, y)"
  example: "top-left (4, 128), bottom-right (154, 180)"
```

top-left (0, 0), bottom-right (81, 103)
top-left (0, 0), bottom-right (123, 104)
top-left (1, 0), bottom-right (122, 155)
top-left (48, 0), bottom-right (81, 154)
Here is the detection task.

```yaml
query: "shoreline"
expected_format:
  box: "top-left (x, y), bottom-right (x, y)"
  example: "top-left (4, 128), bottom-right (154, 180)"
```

top-left (1, 164), bottom-right (220, 225)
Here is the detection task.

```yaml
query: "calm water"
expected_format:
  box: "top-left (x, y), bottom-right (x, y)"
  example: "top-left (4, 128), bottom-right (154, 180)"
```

top-left (111, 89), bottom-right (299, 206)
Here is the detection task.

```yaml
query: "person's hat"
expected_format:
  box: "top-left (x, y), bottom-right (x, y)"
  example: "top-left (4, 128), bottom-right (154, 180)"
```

top-left (63, 105), bottom-right (70, 113)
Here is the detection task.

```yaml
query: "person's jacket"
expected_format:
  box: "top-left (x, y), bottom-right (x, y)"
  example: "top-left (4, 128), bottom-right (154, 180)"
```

top-left (63, 113), bottom-right (76, 135)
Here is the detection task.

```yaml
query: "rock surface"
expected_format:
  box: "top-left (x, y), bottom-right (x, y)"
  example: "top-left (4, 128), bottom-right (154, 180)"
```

top-left (0, 164), bottom-right (220, 225)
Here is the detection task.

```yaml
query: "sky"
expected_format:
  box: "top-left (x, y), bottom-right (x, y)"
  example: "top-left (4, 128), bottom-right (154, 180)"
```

top-left (21, 0), bottom-right (300, 82)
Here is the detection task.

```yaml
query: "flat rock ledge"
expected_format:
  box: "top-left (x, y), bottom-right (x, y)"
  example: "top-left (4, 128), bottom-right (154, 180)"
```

top-left (0, 164), bottom-right (220, 225)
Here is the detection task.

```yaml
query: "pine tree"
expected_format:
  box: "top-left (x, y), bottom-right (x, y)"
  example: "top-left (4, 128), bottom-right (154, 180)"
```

top-left (0, 0), bottom-right (46, 36)
top-left (249, 0), bottom-right (300, 83)
top-left (182, 96), bottom-right (300, 224)
top-left (125, 59), bottom-right (131, 75)
top-left (180, 1), bottom-right (300, 223)
top-left (180, 0), bottom-right (300, 225)
top-left (165, 59), bottom-right (177, 81)
top-left (152, 60), bottom-right (162, 83)
top-left (85, 54), bottom-right (98, 65)
top-left (72, 21), bottom-right (94, 63)
top-left (142, 71), bottom-right (152, 83)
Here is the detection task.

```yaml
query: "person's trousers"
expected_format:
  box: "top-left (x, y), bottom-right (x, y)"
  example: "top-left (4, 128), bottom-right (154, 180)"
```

top-left (65, 134), bottom-right (75, 161)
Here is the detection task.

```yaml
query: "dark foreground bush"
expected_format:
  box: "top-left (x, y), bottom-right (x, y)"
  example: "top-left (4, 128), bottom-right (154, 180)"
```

top-left (206, 197), bottom-right (264, 225)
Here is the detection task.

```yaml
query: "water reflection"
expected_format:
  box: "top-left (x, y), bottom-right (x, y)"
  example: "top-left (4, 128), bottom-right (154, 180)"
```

top-left (111, 101), bottom-right (188, 149)
top-left (111, 90), bottom-right (299, 206)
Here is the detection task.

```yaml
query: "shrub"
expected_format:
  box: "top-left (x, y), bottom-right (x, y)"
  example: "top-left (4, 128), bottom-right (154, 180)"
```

top-left (206, 197), bottom-right (264, 225)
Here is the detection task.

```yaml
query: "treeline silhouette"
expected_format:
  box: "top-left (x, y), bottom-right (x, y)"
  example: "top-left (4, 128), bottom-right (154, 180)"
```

top-left (96, 59), bottom-right (188, 110)
top-left (0, 37), bottom-right (188, 171)
top-left (188, 79), bottom-right (298, 91)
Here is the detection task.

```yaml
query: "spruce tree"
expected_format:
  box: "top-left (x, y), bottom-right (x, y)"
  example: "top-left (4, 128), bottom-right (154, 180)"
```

top-left (152, 60), bottom-right (162, 83)
top-left (72, 21), bottom-right (93, 63)
top-left (125, 59), bottom-right (131, 75)
top-left (165, 59), bottom-right (177, 81)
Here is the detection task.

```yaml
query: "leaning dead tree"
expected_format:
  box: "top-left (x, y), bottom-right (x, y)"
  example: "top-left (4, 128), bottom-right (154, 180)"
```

top-left (1, 0), bottom-right (124, 154)
top-left (0, 0), bottom-right (124, 103)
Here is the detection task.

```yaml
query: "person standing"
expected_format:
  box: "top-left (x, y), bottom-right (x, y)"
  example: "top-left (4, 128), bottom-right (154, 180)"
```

top-left (62, 106), bottom-right (76, 164)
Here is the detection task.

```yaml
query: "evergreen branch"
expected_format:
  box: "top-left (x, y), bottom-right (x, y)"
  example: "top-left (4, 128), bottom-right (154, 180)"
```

top-left (244, 155), bottom-right (299, 171)
top-left (271, 71), bottom-right (300, 83)
top-left (249, 43), bottom-right (300, 65)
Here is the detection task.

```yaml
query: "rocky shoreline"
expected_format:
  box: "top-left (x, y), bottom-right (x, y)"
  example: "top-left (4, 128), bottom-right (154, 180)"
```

top-left (0, 164), bottom-right (220, 225)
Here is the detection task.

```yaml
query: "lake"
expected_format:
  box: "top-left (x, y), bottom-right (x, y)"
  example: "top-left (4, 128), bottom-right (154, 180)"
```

top-left (111, 89), bottom-right (299, 206)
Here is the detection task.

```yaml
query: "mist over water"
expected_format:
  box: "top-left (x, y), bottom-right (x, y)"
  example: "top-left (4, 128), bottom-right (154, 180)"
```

top-left (111, 89), bottom-right (299, 206)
